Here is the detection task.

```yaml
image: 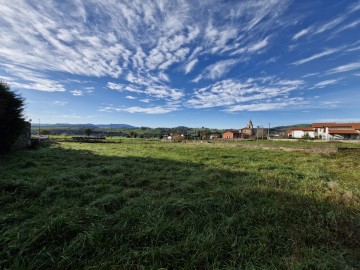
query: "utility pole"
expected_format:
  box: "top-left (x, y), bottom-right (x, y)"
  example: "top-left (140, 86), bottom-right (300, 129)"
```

top-left (268, 123), bottom-right (270, 139)
top-left (110, 123), bottom-right (113, 140)
top-left (38, 119), bottom-right (40, 137)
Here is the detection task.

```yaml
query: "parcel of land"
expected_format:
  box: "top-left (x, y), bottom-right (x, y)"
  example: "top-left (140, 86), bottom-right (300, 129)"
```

top-left (1, 140), bottom-right (359, 269)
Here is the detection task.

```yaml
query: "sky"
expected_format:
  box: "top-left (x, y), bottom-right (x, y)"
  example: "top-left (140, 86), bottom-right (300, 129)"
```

top-left (0, 0), bottom-right (360, 128)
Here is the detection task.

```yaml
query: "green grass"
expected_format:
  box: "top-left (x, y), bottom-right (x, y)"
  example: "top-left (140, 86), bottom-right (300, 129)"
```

top-left (1, 141), bottom-right (359, 269)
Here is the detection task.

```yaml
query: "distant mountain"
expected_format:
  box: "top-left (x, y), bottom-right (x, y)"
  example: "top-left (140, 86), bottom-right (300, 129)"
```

top-left (32, 123), bottom-right (137, 129)
top-left (96, 124), bottom-right (136, 129)
top-left (271, 124), bottom-right (311, 133)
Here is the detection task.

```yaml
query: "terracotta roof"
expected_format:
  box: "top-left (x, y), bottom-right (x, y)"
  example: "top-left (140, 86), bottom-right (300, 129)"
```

top-left (312, 122), bottom-right (360, 129)
top-left (328, 129), bottom-right (359, 135)
top-left (223, 130), bottom-right (240, 134)
top-left (290, 127), bottom-right (315, 131)
top-left (312, 122), bottom-right (336, 128)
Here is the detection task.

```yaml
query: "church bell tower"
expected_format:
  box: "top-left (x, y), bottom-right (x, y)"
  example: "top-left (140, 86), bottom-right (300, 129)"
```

top-left (247, 119), bottom-right (253, 129)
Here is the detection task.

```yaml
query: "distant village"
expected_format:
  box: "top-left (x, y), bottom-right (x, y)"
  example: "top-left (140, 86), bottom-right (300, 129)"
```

top-left (221, 120), bottom-right (360, 141)
top-left (29, 119), bottom-right (360, 142)
top-left (287, 122), bottom-right (360, 140)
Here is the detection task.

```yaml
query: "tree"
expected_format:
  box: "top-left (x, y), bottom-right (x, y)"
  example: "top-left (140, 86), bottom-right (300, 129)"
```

top-left (40, 129), bottom-right (51, 135)
top-left (84, 128), bottom-right (92, 137)
top-left (129, 131), bottom-right (138, 138)
top-left (0, 82), bottom-right (26, 154)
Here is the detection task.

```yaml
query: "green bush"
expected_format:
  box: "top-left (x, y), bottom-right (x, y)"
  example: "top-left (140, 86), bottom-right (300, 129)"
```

top-left (0, 82), bottom-right (27, 154)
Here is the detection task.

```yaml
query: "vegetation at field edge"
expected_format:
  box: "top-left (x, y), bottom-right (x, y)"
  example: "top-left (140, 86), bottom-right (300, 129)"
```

top-left (1, 141), bottom-right (359, 269)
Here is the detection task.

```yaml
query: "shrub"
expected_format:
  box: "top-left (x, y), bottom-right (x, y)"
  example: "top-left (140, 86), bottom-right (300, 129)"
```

top-left (0, 82), bottom-right (27, 154)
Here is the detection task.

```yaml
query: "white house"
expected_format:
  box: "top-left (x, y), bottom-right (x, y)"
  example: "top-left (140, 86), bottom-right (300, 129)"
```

top-left (289, 127), bottom-right (316, 139)
top-left (289, 123), bottom-right (360, 140)
top-left (312, 123), bottom-right (360, 140)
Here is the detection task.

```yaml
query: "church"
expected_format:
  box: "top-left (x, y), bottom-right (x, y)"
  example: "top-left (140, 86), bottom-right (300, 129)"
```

top-left (222, 120), bottom-right (255, 139)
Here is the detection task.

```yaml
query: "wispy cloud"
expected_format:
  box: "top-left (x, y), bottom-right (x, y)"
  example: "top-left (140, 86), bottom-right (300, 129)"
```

top-left (292, 48), bottom-right (339, 65)
top-left (70, 89), bottom-right (84, 96)
top-left (193, 59), bottom-right (239, 82)
top-left (184, 59), bottom-right (198, 74)
top-left (107, 82), bottom-right (183, 100)
top-left (292, 27), bottom-right (311, 40)
top-left (224, 98), bottom-right (306, 112)
top-left (1, 0), bottom-right (357, 122)
top-left (348, 1), bottom-right (360, 13)
top-left (313, 79), bottom-right (341, 88)
top-left (230, 37), bottom-right (270, 55)
top-left (333, 20), bottom-right (360, 34)
top-left (99, 105), bottom-right (179, 114)
top-left (248, 37), bottom-right (269, 52)
top-left (188, 77), bottom-right (304, 109)
top-left (302, 73), bottom-right (319, 78)
top-left (327, 62), bottom-right (360, 74)
top-left (314, 16), bottom-right (346, 35)
top-left (54, 100), bottom-right (68, 106)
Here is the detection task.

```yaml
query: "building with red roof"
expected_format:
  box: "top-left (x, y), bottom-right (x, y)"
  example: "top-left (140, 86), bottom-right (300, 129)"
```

top-left (288, 122), bottom-right (360, 140)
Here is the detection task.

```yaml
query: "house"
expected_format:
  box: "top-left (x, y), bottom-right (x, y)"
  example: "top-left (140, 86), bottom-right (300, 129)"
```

top-left (223, 130), bottom-right (241, 139)
top-left (312, 122), bottom-right (360, 140)
top-left (240, 119), bottom-right (254, 138)
top-left (210, 134), bottom-right (219, 140)
top-left (289, 127), bottom-right (316, 139)
top-left (222, 120), bottom-right (255, 139)
top-left (288, 122), bottom-right (360, 140)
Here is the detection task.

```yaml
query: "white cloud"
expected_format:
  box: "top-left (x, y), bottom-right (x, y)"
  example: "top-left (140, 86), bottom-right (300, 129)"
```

top-left (291, 48), bottom-right (339, 65)
top-left (231, 37), bottom-right (270, 55)
top-left (0, 0), bottom-right (293, 101)
top-left (194, 59), bottom-right (239, 82)
top-left (188, 77), bottom-right (304, 109)
top-left (70, 89), bottom-right (84, 96)
top-left (313, 79), bottom-right (340, 88)
top-left (207, 59), bottom-right (239, 80)
top-left (107, 82), bottom-right (183, 100)
top-left (3, 0), bottom-right (352, 118)
top-left (1, 65), bottom-right (66, 92)
top-left (346, 45), bottom-right (360, 52)
top-left (224, 98), bottom-right (305, 112)
top-left (184, 59), bottom-right (198, 74)
top-left (265, 57), bottom-right (278, 64)
top-left (140, 99), bottom-right (150, 103)
top-left (327, 62), bottom-right (360, 74)
top-left (334, 20), bottom-right (360, 34)
top-left (99, 105), bottom-right (179, 114)
top-left (302, 73), bottom-right (319, 78)
top-left (159, 72), bottom-right (170, 82)
top-left (45, 114), bottom-right (95, 119)
top-left (314, 16), bottom-right (346, 34)
top-left (348, 1), bottom-right (360, 13)
top-left (292, 27), bottom-right (312, 40)
top-left (248, 37), bottom-right (269, 52)
top-left (54, 100), bottom-right (68, 106)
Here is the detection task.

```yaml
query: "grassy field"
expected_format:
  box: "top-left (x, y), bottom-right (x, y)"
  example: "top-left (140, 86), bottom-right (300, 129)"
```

top-left (1, 140), bottom-right (359, 269)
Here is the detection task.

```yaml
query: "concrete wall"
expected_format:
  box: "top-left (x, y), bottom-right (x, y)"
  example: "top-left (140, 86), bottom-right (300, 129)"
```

top-left (292, 130), bottom-right (315, 138)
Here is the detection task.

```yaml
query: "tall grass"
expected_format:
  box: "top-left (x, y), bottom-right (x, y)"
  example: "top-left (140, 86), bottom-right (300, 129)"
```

top-left (1, 141), bottom-right (359, 269)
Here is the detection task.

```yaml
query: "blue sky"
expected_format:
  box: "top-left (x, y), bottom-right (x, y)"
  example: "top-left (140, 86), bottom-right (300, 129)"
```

top-left (0, 0), bottom-right (360, 128)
